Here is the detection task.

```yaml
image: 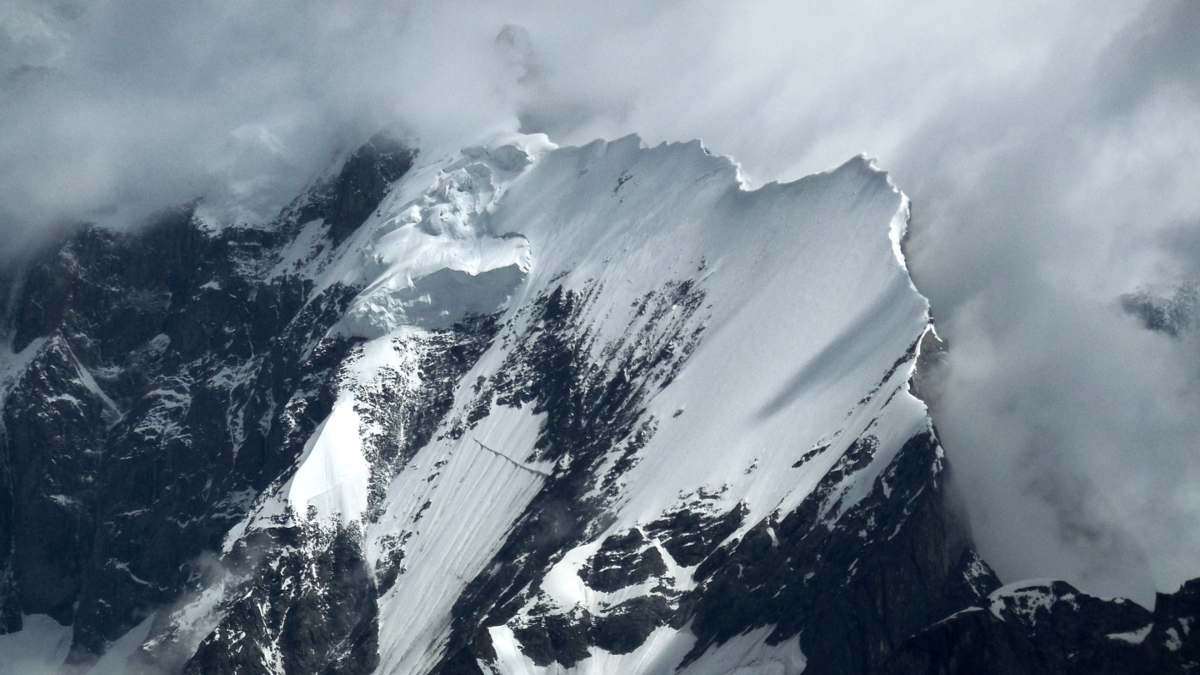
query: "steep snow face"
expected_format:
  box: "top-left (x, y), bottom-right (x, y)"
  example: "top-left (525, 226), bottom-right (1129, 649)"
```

top-left (484, 137), bottom-right (928, 526)
top-left (266, 134), bottom-right (930, 673)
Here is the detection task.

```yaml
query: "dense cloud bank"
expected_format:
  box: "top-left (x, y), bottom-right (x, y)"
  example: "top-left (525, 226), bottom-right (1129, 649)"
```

top-left (2, 0), bottom-right (1198, 603)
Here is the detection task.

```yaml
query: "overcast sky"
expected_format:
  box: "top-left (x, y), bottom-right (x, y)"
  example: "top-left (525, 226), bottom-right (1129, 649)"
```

top-left (2, 0), bottom-right (1198, 604)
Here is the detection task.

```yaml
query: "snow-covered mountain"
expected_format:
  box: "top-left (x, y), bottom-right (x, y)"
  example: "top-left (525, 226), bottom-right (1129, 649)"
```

top-left (0, 132), bottom-right (1196, 674)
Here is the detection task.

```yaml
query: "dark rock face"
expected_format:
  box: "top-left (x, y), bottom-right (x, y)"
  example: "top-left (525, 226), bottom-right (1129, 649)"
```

top-left (183, 523), bottom-right (379, 675)
top-left (1120, 284), bottom-right (1198, 338)
top-left (1, 336), bottom-right (108, 625)
top-left (645, 494), bottom-right (748, 568)
top-left (884, 578), bottom-right (1200, 674)
top-left (578, 529), bottom-right (667, 593)
top-left (295, 133), bottom-right (416, 246)
top-left (507, 594), bottom-right (678, 669)
top-left (0, 135), bottom-right (415, 666)
top-left (678, 433), bottom-right (967, 675)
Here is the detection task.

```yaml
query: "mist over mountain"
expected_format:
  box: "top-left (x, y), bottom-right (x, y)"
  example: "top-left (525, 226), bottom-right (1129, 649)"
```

top-left (1, 1), bottom-right (1198, 673)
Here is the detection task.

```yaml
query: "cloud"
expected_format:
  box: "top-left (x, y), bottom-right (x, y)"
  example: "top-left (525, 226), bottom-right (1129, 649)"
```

top-left (2, 0), bottom-right (1198, 602)
top-left (509, 0), bottom-right (1200, 603)
top-left (0, 0), bottom-right (519, 255)
top-left (891, 0), bottom-right (1200, 603)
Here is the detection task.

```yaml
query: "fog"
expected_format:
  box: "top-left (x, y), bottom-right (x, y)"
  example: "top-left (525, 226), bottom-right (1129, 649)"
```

top-left (3, 0), bottom-right (1198, 603)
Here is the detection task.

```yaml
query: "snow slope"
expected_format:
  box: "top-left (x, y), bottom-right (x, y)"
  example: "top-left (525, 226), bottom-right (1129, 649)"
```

top-left (462, 138), bottom-right (927, 674)
top-left (480, 135), bottom-right (928, 529)
top-left (226, 132), bottom-right (930, 673)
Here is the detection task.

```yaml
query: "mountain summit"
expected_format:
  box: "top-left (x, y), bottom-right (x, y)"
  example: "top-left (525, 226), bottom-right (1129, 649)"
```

top-left (0, 133), bottom-right (1195, 674)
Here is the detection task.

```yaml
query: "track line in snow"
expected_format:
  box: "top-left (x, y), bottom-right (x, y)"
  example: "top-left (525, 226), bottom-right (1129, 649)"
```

top-left (473, 438), bottom-right (552, 478)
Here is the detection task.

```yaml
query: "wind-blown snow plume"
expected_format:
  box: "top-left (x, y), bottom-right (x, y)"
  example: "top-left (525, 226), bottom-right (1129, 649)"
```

top-left (2, 0), bottom-right (1198, 602)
